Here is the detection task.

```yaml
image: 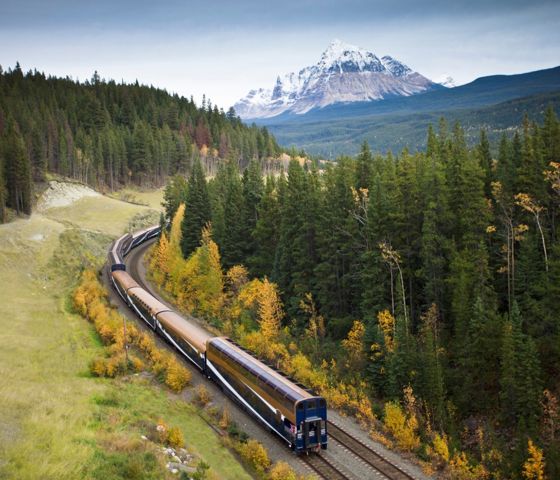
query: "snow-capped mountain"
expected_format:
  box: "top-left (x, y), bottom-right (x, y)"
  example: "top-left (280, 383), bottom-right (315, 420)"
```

top-left (436, 74), bottom-right (456, 88)
top-left (234, 39), bottom-right (439, 119)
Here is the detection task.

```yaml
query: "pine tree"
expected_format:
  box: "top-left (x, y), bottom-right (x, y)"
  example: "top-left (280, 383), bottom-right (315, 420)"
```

top-left (477, 129), bottom-right (493, 198)
top-left (418, 304), bottom-right (445, 426)
top-left (355, 140), bottom-right (373, 189)
top-left (3, 121), bottom-right (32, 215)
top-left (181, 158), bottom-right (211, 258)
top-left (251, 176), bottom-right (279, 277)
top-left (221, 160), bottom-right (245, 269)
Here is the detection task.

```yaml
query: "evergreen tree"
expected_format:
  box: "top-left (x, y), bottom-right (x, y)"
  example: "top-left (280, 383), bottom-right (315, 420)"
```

top-left (3, 120), bottom-right (32, 215)
top-left (251, 176), bottom-right (279, 277)
top-left (221, 160), bottom-right (246, 269)
top-left (355, 140), bottom-right (373, 189)
top-left (180, 158), bottom-right (211, 258)
top-left (162, 174), bottom-right (188, 223)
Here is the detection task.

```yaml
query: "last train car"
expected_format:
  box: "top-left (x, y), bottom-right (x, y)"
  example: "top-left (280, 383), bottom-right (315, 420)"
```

top-left (206, 337), bottom-right (327, 453)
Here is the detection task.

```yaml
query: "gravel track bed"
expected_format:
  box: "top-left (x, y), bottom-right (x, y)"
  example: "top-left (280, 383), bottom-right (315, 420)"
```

top-left (104, 239), bottom-right (434, 479)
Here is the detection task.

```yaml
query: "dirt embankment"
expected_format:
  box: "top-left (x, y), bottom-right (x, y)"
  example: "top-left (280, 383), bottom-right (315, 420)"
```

top-left (36, 180), bottom-right (100, 212)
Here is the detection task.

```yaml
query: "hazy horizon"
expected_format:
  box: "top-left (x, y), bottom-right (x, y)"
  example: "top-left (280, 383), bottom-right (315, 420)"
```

top-left (1, 0), bottom-right (559, 109)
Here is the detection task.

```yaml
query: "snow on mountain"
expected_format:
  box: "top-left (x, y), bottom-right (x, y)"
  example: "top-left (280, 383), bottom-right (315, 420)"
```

top-left (436, 74), bottom-right (456, 88)
top-left (234, 39), bottom-right (439, 119)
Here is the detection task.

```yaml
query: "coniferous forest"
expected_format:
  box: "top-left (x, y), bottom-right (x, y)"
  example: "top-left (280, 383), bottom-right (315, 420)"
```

top-left (157, 110), bottom-right (560, 478)
top-left (2, 60), bottom-right (560, 478)
top-left (0, 64), bottom-right (282, 220)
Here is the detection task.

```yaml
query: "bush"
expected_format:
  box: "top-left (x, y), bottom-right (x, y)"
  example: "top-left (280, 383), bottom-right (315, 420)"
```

top-left (164, 357), bottom-right (191, 392)
top-left (167, 426), bottom-right (185, 448)
top-left (268, 461), bottom-right (297, 480)
top-left (219, 408), bottom-right (230, 429)
top-left (227, 422), bottom-right (249, 442)
top-left (238, 439), bottom-right (270, 474)
top-left (192, 461), bottom-right (210, 480)
top-left (194, 385), bottom-right (212, 406)
top-left (383, 401), bottom-right (420, 451)
top-left (90, 357), bottom-right (108, 377)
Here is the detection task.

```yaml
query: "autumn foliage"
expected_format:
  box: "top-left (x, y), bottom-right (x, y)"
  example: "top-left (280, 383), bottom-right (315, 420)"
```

top-left (73, 269), bottom-right (191, 392)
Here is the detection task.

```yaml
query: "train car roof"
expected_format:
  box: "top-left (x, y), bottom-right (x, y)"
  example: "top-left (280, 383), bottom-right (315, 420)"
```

top-left (128, 287), bottom-right (170, 316)
top-left (156, 310), bottom-right (211, 353)
top-left (111, 233), bottom-right (131, 256)
top-left (209, 337), bottom-right (315, 404)
top-left (132, 225), bottom-right (159, 239)
top-left (111, 270), bottom-right (139, 291)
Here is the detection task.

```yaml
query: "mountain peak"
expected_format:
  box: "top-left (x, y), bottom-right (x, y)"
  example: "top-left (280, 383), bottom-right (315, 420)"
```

top-left (234, 41), bottom-right (439, 118)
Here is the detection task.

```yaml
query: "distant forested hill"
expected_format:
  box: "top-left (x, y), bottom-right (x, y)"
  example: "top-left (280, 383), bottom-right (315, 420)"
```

top-left (259, 66), bottom-right (560, 157)
top-left (0, 63), bottom-right (282, 218)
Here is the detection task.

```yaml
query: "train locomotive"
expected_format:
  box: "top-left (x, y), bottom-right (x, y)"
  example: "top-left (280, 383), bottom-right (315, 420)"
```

top-left (107, 226), bottom-right (328, 453)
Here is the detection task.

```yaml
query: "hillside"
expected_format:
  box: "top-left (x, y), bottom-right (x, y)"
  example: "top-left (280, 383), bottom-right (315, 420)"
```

top-left (257, 66), bottom-right (560, 156)
top-left (0, 183), bottom-right (252, 479)
top-left (0, 64), bottom-right (282, 219)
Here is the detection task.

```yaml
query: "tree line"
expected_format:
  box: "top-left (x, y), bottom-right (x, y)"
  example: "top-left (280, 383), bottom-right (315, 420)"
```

top-left (161, 109), bottom-right (560, 478)
top-left (0, 63), bottom-right (282, 220)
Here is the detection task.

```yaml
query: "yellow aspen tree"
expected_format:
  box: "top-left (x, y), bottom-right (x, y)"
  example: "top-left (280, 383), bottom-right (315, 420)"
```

top-left (300, 292), bottom-right (325, 356)
top-left (544, 161), bottom-right (560, 196)
top-left (341, 320), bottom-right (366, 370)
top-left (377, 309), bottom-right (396, 352)
top-left (169, 203), bottom-right (185, 252)
top-left (515, 193), bottom-right (548, 271)
top-left (523, 439), bottom-right (546, 480)
top-left (258, 278), bottom-right (284, 343)
top-left (150, 232), bottom-right (171, 283)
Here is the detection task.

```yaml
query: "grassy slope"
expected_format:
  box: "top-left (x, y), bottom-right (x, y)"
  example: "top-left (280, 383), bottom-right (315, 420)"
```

top-left (0, 191), bottom-right (250, 480)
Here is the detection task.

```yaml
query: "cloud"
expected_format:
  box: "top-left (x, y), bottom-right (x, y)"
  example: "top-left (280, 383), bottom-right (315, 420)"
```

top-left (0, 0), bottom-right (558, 107)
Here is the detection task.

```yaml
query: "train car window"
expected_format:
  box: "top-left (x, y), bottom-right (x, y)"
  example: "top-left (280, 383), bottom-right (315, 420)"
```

top-left (319, 399), bottom-right (326, 408)
top-left (297, 403), bottom-right (304, 411)
top-left (307, 400), bottom-right (316, 409)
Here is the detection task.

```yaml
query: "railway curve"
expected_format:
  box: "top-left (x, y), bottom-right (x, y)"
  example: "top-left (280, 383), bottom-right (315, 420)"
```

top-left (110, 228), bottom-right (430, 480)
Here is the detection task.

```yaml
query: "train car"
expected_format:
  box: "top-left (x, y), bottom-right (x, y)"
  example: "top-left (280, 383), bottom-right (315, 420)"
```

top-left (127, 286), bottom-right (171, 330)
top-left (130, 226), bottom-right (161, 250)
top-left (107, 224), bottom-right (328, 454)
top-left (155, 310), bottom-right (211, 371)
top-left (111, 270), bottom-right (139, 304)
top-left (108, 233), bottom-right (131, 271)
top-left (206, 337), bottom-right (327, 453)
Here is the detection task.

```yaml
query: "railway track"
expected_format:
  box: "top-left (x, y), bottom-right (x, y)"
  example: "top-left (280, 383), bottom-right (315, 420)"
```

top-left (302, 453), bottom-right (349, 480)
top-left (122, 237), bottom-right (425, 480)
top-left (328, 422), bottom-right (417, 480)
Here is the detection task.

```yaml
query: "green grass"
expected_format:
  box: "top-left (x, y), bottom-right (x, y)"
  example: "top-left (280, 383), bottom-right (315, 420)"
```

top-left (0, 192), bottom-right (251, 480)
top-left (109, 188), bottom-right (165, 211)
top-left (87, 380), bottom-right (252, 480)
top-left (45, 195), bottom-right (154, 237)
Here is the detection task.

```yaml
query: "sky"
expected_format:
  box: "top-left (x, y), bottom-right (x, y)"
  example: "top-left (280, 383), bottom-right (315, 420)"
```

top-left (0, 0), bottom-right (559, 109)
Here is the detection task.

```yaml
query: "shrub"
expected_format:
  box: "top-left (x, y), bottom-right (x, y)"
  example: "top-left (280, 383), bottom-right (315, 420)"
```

top-left (167, 426), bottom-right (185, 448)
top-left (165, 357), bottom-right (191, 392)
top-left (383, 401), bottom-right (420, 451)
top-left (227, 422), bottom-right (249, 442)
top-left (90, 357), bottom-right (108, 377)
top-left (195, 385), bottom-right (211, 406)
top-left (268, 461), bottom-right (297, 480)
top-left (238, 439), bottom-right (270, 474)
top-left (192, 460), bottom-right (210, 480)
top-left (219, 408), bottom-right (230, 429)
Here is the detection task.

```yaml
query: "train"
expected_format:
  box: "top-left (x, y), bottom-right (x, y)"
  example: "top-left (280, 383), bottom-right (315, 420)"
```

top-left (107, 226), bottom-right (328, 453)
